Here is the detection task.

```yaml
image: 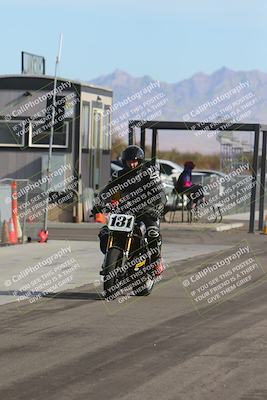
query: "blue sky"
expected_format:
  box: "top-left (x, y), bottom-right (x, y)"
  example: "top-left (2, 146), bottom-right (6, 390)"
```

top-left (1, 0), bottom-right (267, 83)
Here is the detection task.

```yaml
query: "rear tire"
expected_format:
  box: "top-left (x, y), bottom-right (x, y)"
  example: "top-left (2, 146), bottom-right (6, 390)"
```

top-left (103, 248), bottom-right (123, 300)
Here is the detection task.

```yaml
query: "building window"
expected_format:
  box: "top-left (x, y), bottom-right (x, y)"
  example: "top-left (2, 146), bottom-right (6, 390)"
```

top-left (91, 109), bottom-right (103, 149)
top-left (29, 119), bottom-right (69, 148)
top-left (103, 106), bottom-right (111, 150)
top-left (0, 121), bottom-right (25, 147)
top-left (41, 154), bottom-right (68, 190)
top-left (81, 103), bottom-right (90, 149)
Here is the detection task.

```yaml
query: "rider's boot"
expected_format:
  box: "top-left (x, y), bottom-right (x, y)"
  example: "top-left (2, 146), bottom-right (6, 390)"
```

top-left (153, 257), bottom-right (166, 276)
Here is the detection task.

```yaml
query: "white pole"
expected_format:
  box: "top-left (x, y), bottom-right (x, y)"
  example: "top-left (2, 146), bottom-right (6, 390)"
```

top-left (43, 33), bottom-right (63, 233)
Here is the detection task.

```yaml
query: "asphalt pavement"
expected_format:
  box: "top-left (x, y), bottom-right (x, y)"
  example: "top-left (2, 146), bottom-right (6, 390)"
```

top-left (0, 225), bottom-right (267, 399)
top-left (0, 239), bottom-right (230, 306)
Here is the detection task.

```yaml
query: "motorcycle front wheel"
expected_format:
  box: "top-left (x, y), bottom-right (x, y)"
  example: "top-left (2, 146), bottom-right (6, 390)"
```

top-left (103, 247), bottom-right (123, 300)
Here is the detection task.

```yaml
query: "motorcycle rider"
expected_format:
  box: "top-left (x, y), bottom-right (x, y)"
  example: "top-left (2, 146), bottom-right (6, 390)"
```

top-left (95, 145), bottom-right (166, 276)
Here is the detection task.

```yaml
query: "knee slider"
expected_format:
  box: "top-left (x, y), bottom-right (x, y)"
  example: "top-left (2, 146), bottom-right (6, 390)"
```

top-left (147, 226), bottom-right (160, 238)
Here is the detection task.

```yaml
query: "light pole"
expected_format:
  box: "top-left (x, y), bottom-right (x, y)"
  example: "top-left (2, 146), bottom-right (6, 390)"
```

top-left (41, 34), bottom-right (63, 241)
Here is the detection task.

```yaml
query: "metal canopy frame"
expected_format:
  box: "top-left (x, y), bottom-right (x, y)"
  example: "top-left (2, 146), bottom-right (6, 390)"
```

top-left (128, 120), bottom-right (267, 233)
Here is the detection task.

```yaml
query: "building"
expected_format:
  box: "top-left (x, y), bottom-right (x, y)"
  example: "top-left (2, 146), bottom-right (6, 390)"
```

top-left (0, 74), bottom-right (113, 195)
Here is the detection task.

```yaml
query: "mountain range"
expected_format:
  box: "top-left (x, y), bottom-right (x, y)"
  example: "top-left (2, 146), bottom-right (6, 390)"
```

top-left (90, 68), bottom-right (267, 153)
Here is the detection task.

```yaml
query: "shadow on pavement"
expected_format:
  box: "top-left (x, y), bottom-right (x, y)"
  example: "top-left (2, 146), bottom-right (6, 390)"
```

top-left (0, 290), bottom-right (103, 302)
top-left (45, 291), bottom-right (103, 301)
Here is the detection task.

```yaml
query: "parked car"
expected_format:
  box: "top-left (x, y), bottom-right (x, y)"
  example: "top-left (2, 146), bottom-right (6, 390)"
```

top-left (192, 169), bottom-right (236, 197)
top-left (111, 160), bottom-right (123, 177)
top-left (158, 159), bottom-right (183, 179)
top-left (193, 169), bottom-right (232, 181)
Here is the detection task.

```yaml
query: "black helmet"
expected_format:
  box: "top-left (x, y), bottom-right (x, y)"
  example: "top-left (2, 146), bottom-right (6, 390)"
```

top-left (121, 145), bottom-right (144, 168)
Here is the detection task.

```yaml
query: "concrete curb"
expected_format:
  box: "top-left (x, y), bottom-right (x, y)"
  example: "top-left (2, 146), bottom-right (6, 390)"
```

top-left (215, 223), bottom-right (244, 232)
top-left (24, 222), bottom-right (244, 241)
top-left (42, 221), bottom-right (244, 232)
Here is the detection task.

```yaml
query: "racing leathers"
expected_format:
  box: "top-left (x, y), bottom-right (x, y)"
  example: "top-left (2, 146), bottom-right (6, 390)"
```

top-left (95, 162), bottom-right (167, 265)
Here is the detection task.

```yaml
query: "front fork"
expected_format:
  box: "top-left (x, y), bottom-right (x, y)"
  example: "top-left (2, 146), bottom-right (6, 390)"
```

top-left (121, 233), bottom-right (133, 272)
top-left (100, 233), bottom-right (133, 276)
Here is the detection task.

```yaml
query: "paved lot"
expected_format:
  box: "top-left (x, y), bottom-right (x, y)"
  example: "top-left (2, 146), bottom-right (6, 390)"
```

top-left (0, 226), bottom-right (266, 399)
top-left (0, 240), bottom-right (230, 306)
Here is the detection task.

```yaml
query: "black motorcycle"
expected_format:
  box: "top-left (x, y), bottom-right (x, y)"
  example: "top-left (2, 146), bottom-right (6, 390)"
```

top-left (100, 208), bottom-right (156, 301)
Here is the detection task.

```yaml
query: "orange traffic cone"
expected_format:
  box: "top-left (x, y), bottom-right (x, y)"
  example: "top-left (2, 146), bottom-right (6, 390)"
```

top-left (95, 213), bottom-right (107, 223)
top-left (263, 215), bottom-right (267, 235)
top-left (1, 220), bottom-right (10, 244)
top-left (9, 218), bottom-right (18, 244)
top-left (12, 214), bottom-right (22, 241)
top-left (11, 180), bottom-right (22, 241)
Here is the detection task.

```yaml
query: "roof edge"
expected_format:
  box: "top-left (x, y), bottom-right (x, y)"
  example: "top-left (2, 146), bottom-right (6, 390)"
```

top-left (0, 74), bottom-right (113, 94)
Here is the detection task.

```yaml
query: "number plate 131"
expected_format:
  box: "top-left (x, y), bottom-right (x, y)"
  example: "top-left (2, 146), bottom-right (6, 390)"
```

top-left (108, 214), bottom-right (135, 232)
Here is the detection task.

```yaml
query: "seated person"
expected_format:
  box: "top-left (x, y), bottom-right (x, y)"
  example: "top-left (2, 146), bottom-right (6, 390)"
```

top-left (174, 161), bottom-right (204, 209)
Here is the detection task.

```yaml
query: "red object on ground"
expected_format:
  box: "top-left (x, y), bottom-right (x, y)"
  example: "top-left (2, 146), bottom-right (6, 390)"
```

top-left (38, 230), bottom-right (49, 243)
